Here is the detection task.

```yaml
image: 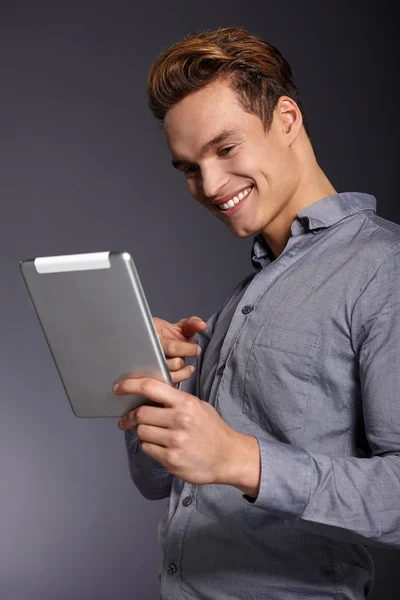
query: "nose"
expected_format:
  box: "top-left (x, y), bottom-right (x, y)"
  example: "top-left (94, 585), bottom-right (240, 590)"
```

top-left (200, 164), bottom-right (230, 200)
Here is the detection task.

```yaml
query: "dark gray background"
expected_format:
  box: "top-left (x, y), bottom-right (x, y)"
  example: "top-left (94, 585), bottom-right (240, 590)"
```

top-left (0, 1), bottom-right (398, 598)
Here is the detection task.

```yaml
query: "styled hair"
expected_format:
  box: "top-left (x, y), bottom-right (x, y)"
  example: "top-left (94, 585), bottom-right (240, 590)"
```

top-left (147, 27), bottom-right (310, 137)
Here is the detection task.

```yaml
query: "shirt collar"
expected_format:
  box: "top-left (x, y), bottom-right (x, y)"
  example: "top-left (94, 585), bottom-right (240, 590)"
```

top-left (293, 192), bottom-right (376, 234)
top-left (251, 192), bottom-right (377, 269)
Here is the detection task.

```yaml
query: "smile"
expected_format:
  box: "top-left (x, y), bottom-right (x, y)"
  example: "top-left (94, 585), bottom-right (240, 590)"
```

top-left (218, 186), bottom-right (253, 212)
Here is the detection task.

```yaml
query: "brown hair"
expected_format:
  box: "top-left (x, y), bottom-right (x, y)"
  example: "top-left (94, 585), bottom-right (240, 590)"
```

top-left (147, 27), bottom-right (310, 137)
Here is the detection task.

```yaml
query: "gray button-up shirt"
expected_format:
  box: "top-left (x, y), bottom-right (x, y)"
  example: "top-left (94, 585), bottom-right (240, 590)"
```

top-left (125, 192), bottom-right (400, 600)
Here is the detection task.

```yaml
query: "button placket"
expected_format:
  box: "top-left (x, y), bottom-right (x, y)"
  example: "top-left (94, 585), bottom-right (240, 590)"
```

top-left (218, 240), bottom-right (311, 367)
top-left (162, 483), bottom-right (195, 594)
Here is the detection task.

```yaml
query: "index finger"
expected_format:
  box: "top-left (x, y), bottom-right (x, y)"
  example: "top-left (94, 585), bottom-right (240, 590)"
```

top-left (163, 338), bottom-right (201, 358)
top-left (179, 316), bottom-right (207, 338)
top-left (114, 377), bottom-right (181, 408)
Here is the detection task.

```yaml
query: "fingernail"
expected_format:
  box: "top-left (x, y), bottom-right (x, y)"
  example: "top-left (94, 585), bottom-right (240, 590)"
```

top-left (113, 383), bottom-right (119, 393)
top-left (196, 345), bottom-right (202, 355)
top-left (190, 365), bottom-right (195, 372)
top-left (118, 419), bottom-right (124, 428)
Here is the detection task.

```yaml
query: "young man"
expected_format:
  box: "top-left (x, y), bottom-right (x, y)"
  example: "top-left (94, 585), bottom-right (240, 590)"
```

top-left (115, 27), bottom-right (400, 599)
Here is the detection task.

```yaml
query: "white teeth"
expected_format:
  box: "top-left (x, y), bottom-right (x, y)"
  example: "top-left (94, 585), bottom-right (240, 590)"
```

top-left (219, 186), bottom-right (252, 211)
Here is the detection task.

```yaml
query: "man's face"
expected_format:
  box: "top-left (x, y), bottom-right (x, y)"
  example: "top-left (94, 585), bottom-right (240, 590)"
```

top-left (164, 78), bottom-right (301, 239)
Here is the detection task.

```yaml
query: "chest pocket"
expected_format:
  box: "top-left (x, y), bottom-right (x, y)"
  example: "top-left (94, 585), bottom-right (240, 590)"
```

top-left (244, 325), bottom-right (318, 435)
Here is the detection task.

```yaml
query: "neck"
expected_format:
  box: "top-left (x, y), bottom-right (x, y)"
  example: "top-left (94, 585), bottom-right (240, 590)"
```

top-left (262, 152), bottom-right (337, 259)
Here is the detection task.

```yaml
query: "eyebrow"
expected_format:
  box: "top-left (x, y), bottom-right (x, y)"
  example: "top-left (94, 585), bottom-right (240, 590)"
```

top-left (171, 128), bottom-right (239, 170)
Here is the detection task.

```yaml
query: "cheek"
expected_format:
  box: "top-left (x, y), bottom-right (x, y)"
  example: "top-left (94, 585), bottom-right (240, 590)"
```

top-left (230, 152), bottom-right (255, 174)
top-left (229, 151), bottom-right (267, 189)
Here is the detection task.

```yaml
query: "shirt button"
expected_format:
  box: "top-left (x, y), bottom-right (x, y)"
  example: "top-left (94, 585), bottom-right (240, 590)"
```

top-left (182, 496), bottom-right (192, 507)
top-left (241, 305), bottom-right (254, 315)
top-left (217, 365), bottom-right (225, 376)
top-left (167, 563), bottom-right (177, 575)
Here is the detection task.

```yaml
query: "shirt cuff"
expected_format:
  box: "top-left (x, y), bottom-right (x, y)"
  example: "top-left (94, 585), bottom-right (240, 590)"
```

top-left (243, 436), bottom-right (312, 517)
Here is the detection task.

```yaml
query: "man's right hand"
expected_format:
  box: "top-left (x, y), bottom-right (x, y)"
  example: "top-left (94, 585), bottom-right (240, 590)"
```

top-left (153, 316), bottom-right (207, 385)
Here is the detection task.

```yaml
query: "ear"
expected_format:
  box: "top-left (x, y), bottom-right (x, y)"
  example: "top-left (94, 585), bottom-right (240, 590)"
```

top-left (275, 96), bottom-right (303, 143)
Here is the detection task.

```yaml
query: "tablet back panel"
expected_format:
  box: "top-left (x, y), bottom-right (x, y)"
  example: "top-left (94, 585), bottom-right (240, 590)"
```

top-left (20, 252), bottom-right (172, 418)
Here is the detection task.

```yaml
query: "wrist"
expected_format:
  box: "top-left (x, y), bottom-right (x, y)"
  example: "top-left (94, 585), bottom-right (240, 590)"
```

top-left (220, 431), bottom-right (261, 498)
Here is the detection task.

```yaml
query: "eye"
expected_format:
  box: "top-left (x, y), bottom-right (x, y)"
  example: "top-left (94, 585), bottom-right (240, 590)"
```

top-left (219, 146), bottom-right (234, 156)
top-left (184, 164), bottom-right (199, 176)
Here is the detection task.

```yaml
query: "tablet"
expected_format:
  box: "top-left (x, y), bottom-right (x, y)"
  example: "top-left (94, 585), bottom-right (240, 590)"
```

top-left (20, 251), bottom-right (172, 418)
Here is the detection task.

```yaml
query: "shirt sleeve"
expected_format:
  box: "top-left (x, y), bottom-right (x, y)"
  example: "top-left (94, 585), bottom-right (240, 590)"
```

top-left (244, 247), bottom-right (400, 549)
top-left (124, 310), bottom-right (220, 500)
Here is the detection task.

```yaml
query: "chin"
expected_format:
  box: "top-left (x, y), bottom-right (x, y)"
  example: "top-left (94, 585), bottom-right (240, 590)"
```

top-left (228, 224), bottom-right (260, 238)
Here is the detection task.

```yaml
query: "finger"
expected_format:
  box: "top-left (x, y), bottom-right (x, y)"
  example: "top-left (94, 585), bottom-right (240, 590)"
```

top-left (114, 377), bottom-right (180, 408)
top-left (126, 405), bottom-right (174, 429)
top-left (166, 357), bottom-right (185, 371)
top-left (163, 338), bottom-right (201, 359)
top-left (118, 407), bottom-right (138, 430)
top-left (179, 316), bottom-right (207, 338)
top-left (135, 423), bottom-right (170, 446)
top-left (170, 365), bottom-right (195, 385)
top-left (140, 441), bottom-right (166, 464)
top-left (118, 408), bottom-right (166, 431)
